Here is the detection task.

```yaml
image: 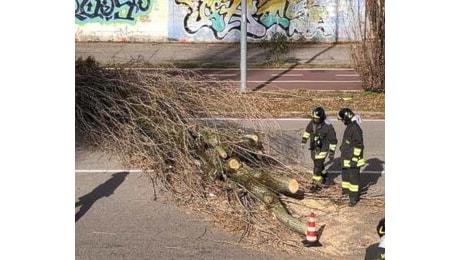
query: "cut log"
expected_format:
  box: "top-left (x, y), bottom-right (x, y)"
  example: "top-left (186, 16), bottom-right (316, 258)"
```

top-left (229, 168), bottom-right (299, 197)
top-left (215, 146), bottom-right (228, 159)
top-left (227, 158), bottom-right (241, 170)
top-left (222, 157), bottom-right (242, 173)
top-left (252, 171), bottom-right (299, 195)
top-left (229, 168), bottom-right (306, 235)
top-left (193, 133), bottom-right (306, 235)
top-left (269, 201), bottom-right (307, 235)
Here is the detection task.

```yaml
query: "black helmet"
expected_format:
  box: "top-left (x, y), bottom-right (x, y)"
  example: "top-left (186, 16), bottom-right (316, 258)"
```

top-left (311, 107), bottom-right (326, 123)
top-left (376, 218), bottom-right (385, 237)
top-left (338, 108), bottom-right (354, 124)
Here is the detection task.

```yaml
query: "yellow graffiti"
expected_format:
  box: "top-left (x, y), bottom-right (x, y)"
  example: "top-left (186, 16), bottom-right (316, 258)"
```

top-left (219, 0), bottom-right (240, 18)
top-left (200, 0), bottom-right (219, 12)
top-left (256, 0), bottom-right (286, 17)
top-left (307, 1), bottom-right (328, 22)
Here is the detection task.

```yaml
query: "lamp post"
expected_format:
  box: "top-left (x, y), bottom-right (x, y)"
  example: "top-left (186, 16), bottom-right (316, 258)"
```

top-left (240, 0), bottom-right (247, 93)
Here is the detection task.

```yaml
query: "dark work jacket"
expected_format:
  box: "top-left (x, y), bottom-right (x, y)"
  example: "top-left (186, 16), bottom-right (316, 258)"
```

top-left (364, 242), bottom-right (385, 260)
top-left (339, 121), bottom-right (364, 161)
top-left (303, 121), bottom-right (338, 153)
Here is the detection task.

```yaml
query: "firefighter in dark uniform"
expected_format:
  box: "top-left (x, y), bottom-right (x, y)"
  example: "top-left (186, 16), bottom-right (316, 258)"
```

top-left (301, 107), bottom-right (338, 192)
top-left (365, 218), bottom-right (385, 259)
top-left (337, 108), bottom-right (365, 207)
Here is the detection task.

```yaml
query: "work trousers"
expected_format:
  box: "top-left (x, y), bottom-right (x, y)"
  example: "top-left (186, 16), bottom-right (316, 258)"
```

top-left (341, 167), bottom-right (360, 201)
top-left (312, 158), bottom-right (326, 183)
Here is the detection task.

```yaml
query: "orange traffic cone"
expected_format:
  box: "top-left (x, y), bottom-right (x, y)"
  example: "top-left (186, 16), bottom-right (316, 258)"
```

top-left (303, 212), bottom-right (322, 247)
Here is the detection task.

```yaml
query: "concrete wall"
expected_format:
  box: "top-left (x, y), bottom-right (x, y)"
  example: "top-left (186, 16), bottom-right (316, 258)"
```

top-left (75, 0), bottom-right (364, 43)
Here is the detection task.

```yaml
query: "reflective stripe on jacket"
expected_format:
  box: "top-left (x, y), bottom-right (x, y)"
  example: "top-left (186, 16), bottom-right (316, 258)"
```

top-left (302, 121), bottom-right (338, 155)
top-left (340, 121), bottom-right (365, 167)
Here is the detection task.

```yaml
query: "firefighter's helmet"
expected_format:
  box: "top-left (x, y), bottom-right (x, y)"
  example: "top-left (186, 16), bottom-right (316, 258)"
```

top-left (377, 218), bottom-right (385, 237)
top-left (311, 107), bottom-right (326, 123)
top-left (338, 108), bottom-right (354, 124)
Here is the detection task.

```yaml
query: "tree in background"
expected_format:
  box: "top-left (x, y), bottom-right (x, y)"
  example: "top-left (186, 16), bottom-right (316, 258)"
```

top-left (351, 0), bottom-right (385, 92)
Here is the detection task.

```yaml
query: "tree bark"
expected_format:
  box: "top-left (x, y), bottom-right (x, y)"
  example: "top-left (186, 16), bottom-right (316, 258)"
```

top-left (252, 171), bottom-right (299, 195)
top-left (229, 168), bottom-right (306, 235)
top-left (269, 201), bottom-right (307, 235)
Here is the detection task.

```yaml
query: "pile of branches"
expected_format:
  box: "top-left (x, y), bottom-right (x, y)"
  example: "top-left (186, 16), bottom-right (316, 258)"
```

top-left (75, 57), bottom-right (309, 252)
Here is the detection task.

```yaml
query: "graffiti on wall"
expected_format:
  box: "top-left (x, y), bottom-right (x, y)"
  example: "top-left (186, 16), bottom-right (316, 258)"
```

top-left (174, 0), bottom-right (350, 40)
top-left (75, 0), bottom-right (154, 24)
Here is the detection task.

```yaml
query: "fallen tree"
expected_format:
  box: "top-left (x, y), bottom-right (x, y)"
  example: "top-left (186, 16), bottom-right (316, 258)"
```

top-left (75, 57), bottom-right (309, 246)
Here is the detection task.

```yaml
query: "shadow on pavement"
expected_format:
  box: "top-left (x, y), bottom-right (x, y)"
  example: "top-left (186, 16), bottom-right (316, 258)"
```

top-left (266, 132), bottom-right (304, 165)
top-left (75, 171), bottom-right (129, 222)
top-left (252, 44), bottom-right (338, 92)
top-left (252, 63), bottom-right (298, 92)
top-left (304, 43), bottom-right (337, 64)
top-left (326, 157), bottom-right (384, 195)
top-left (325, 157), bottom-right (341, 182)
top-left (361, 158), bottom-right (384, 196)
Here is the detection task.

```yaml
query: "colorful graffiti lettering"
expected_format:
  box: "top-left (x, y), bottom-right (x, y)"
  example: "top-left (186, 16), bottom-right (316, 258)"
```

top-left (75, 0), bottom-right (153, 24)
top-left (174, 0), bottom-right (346, 40)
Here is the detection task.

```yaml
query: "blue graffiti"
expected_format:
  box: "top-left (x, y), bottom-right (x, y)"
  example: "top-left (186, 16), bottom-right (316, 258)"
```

top-left (260, 13), bottom-right (290, 29)
top-left (75, 0), bottom-right (152, 24)
top-left (209, 11), bottom-right (225, 32)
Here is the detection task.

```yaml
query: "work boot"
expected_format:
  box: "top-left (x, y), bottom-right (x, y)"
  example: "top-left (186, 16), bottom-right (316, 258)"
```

top-left (348, 195), bottom-right (359, 207)
top-left (323, 177), bottom-right (335, 186)
top-left (321, 176), bottom-right (326, 185)
top-left (348, 199), bottom-right (358, 207)
top-left (310, 184), bottom-right (321, 193)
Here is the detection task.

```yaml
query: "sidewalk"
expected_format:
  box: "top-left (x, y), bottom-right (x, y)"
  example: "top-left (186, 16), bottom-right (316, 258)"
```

top-left (75, 42), bottom-right (353, 67)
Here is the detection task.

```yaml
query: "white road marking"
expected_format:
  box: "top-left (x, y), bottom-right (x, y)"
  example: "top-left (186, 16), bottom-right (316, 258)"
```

top-left (92, 231), bottom-right (118, 236)
top-left (336, 74), bottom-right (360, 77)
top-left (75, 169), bottom-right (152, 173)
top-left (207, 74), bottom-right (237, 77)
top-left (202, 118), bottom-right (385, 122)
top-left (199, 80), bottom-right (362, 83)
top-left (270, 74), bottom-right (303, 77)
top-left (328, 170), bottom-right (385, 176)
top-left (106, 68), bottom-right (355, 71)
top-left (76, 169), bottom-right (384, 175)
top-left (77, 117), bottom-right (384, 175)
top-left (188, 68), bottom-right (355, 71)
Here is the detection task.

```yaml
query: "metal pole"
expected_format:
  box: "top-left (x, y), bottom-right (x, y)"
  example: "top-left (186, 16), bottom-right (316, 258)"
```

top-left (240, 0), bottom-right (247, 93)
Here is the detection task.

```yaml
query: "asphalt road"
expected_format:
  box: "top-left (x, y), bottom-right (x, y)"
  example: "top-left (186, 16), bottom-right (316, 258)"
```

top-left (192, 68), bottom-right (362, 91)
top-left (137, 68), bottom-right (363, 91)
top-left (76, 43), bottom-right (361, 91)
top-left (75, 171), bottom-right (309, 260)
top-left (75, 119), bottom-right (384, 259)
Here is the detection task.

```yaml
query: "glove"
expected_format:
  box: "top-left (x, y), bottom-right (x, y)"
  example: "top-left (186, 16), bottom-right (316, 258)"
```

top-left (328, 151), bottom-right (335, 160)
top-left (350, 158), bottom-right (358, 167)
top-left (300, 138), bottom-right (307, 149)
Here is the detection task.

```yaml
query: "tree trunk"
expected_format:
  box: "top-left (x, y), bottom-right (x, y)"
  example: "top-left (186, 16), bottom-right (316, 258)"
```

top-left (252, 171), bottom-right (299, 195)
top-left (233, 168), bottom-right (299, 195)
top-left (229, 168), bottom-right (306, 235)
top-left (269, 201), bottom-right (307, 235)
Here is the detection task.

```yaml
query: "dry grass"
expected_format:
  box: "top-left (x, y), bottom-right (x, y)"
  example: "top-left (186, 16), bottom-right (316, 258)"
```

top-left (228, 90), bottom-right (384, 119)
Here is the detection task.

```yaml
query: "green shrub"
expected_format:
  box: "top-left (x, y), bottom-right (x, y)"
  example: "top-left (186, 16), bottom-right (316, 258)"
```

top-left (258, 31), bottom-right (289, 67)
